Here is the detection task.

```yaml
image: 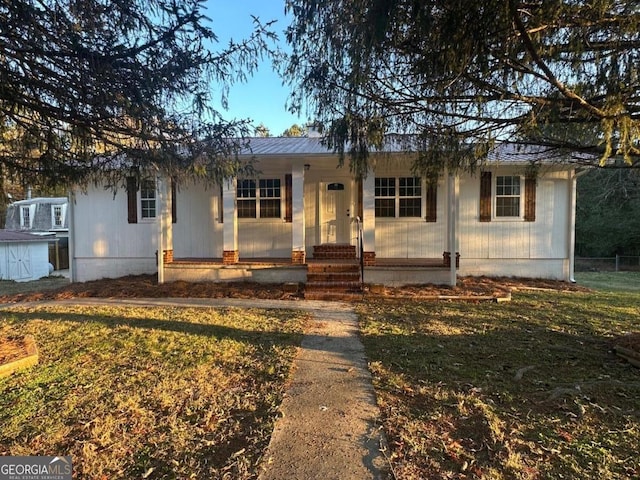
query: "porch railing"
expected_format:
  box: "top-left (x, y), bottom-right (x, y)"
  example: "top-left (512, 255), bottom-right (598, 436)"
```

top-left (355, 216), bottom-right (364, 286)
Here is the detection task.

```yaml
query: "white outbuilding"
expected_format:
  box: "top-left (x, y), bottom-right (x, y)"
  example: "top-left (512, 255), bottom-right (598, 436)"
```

top-left (0, 230), bottom-right (53, 282)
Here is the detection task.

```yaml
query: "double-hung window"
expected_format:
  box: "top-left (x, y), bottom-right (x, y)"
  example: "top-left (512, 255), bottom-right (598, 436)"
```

top-left (237, 178), bottom-right (281, 219)
top-left (480, 172), bottom-right (534, 222)
top-left (259, 178), bottom-right (281, 218)
top-left (140, 179), bottom-right (156, 219)
top-left (20, 206), bottom-right (31, 228)
top-left (399, 177), bottom-right (422, 217)
top-left (495, 175), bottom-right (521, 218)
top-left (237, 179), bottom-right (257, 218)
top-left (375, 177), bottom-right (422, 218)
top-left (52, 205), bottom-right (64, 228)
top-left (375, 177), bottom-right (396, 217)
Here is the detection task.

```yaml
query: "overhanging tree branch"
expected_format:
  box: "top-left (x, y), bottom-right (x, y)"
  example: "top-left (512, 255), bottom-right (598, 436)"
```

top-left (284, 0), bottom-right (640, 172)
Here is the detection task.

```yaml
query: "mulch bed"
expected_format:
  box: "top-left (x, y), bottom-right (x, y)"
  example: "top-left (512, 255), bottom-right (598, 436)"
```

top-left (0, 274), bottom-right (589, 304)
top-left (0, 337), bottom-right (29, 365)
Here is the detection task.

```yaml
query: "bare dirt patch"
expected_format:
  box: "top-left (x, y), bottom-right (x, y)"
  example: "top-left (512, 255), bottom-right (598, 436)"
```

top-left (0, 336), bottom-right (28, 365)
top-left (373, 275), bottom-right (589, 299)
top-left (0, 335), bottom-right (38, 378)
top-left (0, 274), bottom-right (588, 305)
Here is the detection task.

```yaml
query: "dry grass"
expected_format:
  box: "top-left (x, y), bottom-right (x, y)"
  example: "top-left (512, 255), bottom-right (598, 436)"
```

top-left (0, 276), bottom-right (69, 297)
top-left (359, 289), bottom-right (640, 479)
top-left (0, 304), bottom-right (306, 479)
top-left (3, 272), bottom-right (639, 478)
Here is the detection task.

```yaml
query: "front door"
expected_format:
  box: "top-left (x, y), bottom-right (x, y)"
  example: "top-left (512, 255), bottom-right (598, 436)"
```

top-left (321, 182), bottom-right (351, 244)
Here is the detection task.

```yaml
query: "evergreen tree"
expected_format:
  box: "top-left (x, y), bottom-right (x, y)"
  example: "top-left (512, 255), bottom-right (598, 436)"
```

top-left (284, 0), bottom-right (640, 175)
top-left (0, 0), bottom-right (276, 189)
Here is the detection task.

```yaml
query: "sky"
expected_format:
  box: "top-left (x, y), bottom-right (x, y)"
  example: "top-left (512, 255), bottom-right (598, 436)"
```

top-left (205, 1), bottom-right (307, 136)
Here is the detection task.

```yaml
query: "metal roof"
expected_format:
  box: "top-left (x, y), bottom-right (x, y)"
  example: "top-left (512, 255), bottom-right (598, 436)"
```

top-left (239, 137), bottom-right (334, 155)
top-left (486, 143), bottom-right (577, 163)
top-left (239, 137), bottom-right (574, 163)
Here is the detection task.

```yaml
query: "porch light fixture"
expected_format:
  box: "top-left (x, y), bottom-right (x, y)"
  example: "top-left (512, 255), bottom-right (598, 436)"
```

top-left (304, 163), bottom-right (310, 171)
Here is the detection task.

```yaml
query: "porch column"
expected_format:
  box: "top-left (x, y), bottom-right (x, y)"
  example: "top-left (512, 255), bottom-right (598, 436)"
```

top-left (291, 164), bottom-right (306, 264)
top-left (446, 172), bottom-right (459, 287)
top-left (222, 178), bottom-right (238, 264)
top-left (157, 176), bottom-right (174, 284)
top-left (568, 170), bottom-right (577, 282)
top-left (362, 168), bottom-right (376, 265)
top-left (68, 189), bottom-right (77, 283)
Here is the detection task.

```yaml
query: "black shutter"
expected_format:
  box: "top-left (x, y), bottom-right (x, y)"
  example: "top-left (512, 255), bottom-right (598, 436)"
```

top-left (126, 176), bottom-right (137, 224)
top-left (425, 183), bottom-right (437, 222)
top-left (284, 174), bottom-right (293, 222)
top-left (357, 177), bottom-right (363, 219)
top-left (218, 186), bottom-right (223, 223)
top-left (171, 178), bottom-right (177, 224)
top-left (524, 176), bottom-right (536, 222)
top-left (479, 171), bottom-right (492, 222)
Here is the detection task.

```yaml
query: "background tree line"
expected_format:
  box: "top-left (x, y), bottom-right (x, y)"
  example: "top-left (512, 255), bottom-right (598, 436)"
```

top-left (577, 167), bottom-right (640, 257)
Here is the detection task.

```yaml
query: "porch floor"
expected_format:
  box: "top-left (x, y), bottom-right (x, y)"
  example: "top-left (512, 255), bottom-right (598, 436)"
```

top-left (170, 257), bottom-right (446, 268)
top-left (165, 256), bottom-right (452, 286)
top-left (171, 257), bottom-right (293, 265)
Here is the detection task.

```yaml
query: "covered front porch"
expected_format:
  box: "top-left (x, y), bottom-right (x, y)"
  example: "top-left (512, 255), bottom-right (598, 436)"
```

top-left (155, 154), bottom-right (461, 287)
top-left (163, 248), bottom-right (455, 288)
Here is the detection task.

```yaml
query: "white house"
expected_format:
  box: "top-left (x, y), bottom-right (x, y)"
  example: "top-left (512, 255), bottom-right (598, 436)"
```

top-left (69, 137), bottom-right (578, 288)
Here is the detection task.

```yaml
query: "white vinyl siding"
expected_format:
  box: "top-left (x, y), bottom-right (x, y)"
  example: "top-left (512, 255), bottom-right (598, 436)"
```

top-left (459, 172), bottom-right (569, 262)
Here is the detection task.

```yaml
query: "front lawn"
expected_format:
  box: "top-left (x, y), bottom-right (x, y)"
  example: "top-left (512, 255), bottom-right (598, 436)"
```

top-left (574, 271), bottom-right (640, 292)
top-left (0, 305), bottom-right (306, 479)
top-left (360, 289), bottom-right (640, 479)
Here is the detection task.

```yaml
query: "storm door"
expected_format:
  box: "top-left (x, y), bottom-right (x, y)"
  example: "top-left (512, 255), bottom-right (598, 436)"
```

top-left (321, 182), bottom-right (351, 244)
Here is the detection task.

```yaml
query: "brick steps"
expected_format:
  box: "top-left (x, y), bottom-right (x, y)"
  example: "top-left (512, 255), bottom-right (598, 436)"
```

top-left (307, 273), bottom-right (361, 283)
top-left (305, 281), bottom-right (362, 290)
top-left (305, 245), bottom-right (362, 301)
top-left (312, 244), bottom-right (356, 260)
top-left (307, 264), bottom-right (361, 274)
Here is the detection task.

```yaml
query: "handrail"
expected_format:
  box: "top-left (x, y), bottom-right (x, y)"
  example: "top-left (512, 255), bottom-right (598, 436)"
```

top-left (355, 216), bottom-right (364, 286)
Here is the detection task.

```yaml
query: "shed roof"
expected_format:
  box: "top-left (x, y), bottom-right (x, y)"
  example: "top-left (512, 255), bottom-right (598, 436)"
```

top-left (0, 230), bottom-right (54, 243)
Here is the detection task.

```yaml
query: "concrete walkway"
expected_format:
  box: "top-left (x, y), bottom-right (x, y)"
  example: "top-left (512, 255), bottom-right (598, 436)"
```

top-left (3, 297), bottom-right (387, 479)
